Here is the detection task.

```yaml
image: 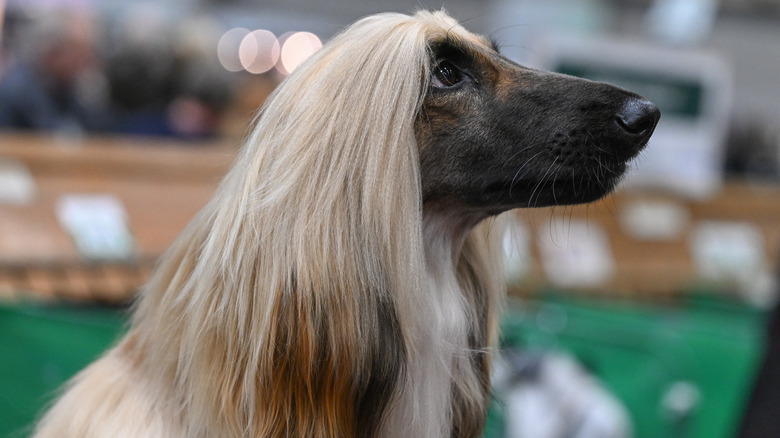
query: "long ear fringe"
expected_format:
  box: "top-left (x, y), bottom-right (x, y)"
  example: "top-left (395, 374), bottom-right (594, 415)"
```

top-left (128, 11), bottom-right (468, 436)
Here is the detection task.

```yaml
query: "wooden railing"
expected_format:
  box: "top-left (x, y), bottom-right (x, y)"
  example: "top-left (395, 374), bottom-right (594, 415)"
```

top-left (0, 134), bottom-right (234, 303)
top-left (1, 133), bottom-right (778, 303)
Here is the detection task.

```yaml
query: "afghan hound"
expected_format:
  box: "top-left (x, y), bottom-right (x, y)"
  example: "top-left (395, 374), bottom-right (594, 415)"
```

top-left (34, 10), bottom-right (659, 438)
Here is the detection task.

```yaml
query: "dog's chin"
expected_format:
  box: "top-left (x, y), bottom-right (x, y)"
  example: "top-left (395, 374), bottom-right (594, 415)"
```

top-left (478, 161), bottom-right (628, 212)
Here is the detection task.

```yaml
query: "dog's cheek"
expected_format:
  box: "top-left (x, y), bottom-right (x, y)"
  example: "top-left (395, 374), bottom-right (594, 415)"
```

top-left (416, 103), bottom-right (466, 193)
top-left (417, 132), bottom-right (475, 204)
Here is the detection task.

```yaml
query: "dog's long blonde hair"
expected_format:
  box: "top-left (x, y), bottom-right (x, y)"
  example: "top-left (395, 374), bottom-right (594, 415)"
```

top-left (35, 11), bottom-right (504, 438)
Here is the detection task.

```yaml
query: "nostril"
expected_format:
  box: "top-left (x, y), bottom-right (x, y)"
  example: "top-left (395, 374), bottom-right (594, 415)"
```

top-left (615, 98), bottom-right (661, 139)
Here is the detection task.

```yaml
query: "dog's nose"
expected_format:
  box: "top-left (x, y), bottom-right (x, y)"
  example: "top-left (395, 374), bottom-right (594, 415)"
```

top-left (615, 98), bottom-right (660, 143)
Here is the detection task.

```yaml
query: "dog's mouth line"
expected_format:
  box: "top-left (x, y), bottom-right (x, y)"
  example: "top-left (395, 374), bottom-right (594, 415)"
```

top-left (488, 161), bottom-right (629, 191)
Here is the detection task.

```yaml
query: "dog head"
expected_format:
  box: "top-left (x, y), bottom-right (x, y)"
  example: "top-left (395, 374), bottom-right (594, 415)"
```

top-left (236, 11), bottom-right (658, 225)
top-left (416, 14), bottom-right (660, 216)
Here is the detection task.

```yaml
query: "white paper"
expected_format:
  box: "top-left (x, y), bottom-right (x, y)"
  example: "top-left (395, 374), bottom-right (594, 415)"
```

top-left (0, 159), bottom-right (36, 204)
top-left (620, 199), bottom-right (690, 241)
top-left (539, 219), bottom-right (614, 288)
top-left (689, 221), bottom-right (766, 284)
top-left (56, 194), bottom-right (136, 260)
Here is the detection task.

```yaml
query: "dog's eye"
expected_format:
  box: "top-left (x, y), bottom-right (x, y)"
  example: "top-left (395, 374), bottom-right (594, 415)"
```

top-left (432, 61), bottom-right (464, 88)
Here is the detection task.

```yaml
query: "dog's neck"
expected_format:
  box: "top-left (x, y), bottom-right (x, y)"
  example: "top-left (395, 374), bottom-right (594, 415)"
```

top-left (422, 208), bottom-right (484, 272)
top-left (385, 209), bottom-right (480, 438)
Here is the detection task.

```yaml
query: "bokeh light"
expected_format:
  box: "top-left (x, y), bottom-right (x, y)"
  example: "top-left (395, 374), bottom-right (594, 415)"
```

top-left (239, 29), bottom-right (280, 75)
top-left (218, 27), bottom-right (321, 75)
top-left (277, 32), bottom-right (322, 75)
top-left (217, 27), bottom-right (250, 73)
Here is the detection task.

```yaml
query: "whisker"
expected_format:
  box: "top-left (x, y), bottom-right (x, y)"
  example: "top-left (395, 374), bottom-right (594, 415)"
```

top-left (528, 158), bottom-right (558, 207)
top-left (508, 149), bottom-right (547, 201)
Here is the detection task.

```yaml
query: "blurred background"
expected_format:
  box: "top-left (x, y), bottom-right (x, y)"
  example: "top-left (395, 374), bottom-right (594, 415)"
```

top-left (1, 0), bottom-right (779, 437)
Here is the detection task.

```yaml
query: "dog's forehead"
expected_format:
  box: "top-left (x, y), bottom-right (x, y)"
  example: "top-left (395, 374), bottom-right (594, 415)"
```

top-left (429, 28), bottom-right (495, 55)
top-left (429, 37), bottom-right (500, 72)
top-left (415, 12), bottom-right (496, 55)
top-left (447, 29), bottom-right (493, 51)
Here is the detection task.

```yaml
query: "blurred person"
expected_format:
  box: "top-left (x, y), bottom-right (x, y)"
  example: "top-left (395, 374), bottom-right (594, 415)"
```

top-left (166, 16), bottom-right (234, 140)
top-left (105, 40), bottom-right (229, 140)
top-left (105, 40), bottom-right (177, 137)
top-left (166, 63), bottom-right (232, 140)
top-left (104, 12), bottom-right (233, 140)
top-left (0, 11), bottom-right (108, 133)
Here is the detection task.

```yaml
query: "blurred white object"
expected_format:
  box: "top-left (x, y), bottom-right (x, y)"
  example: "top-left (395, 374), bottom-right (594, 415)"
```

top-left (538, 219), bottom-right (614, 288)
top-left (619, 199), bottom-right (690, 241)
top-left (56, 194), bottom-right (136, 260)
top-left (644, 0), bottom-right (718, 46)
top-left (0, 159), bottom-right (36, 205)
top-left (689, 220), bottom-right (777, 305)
top-left (503, 218), bottom-right (532, 283)
top-left (690, 221), bottom-right (765, 282)
top-left (660, 381), bottom-right (701, 422)
top-left (494, 351), bottom-right (633, 438)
